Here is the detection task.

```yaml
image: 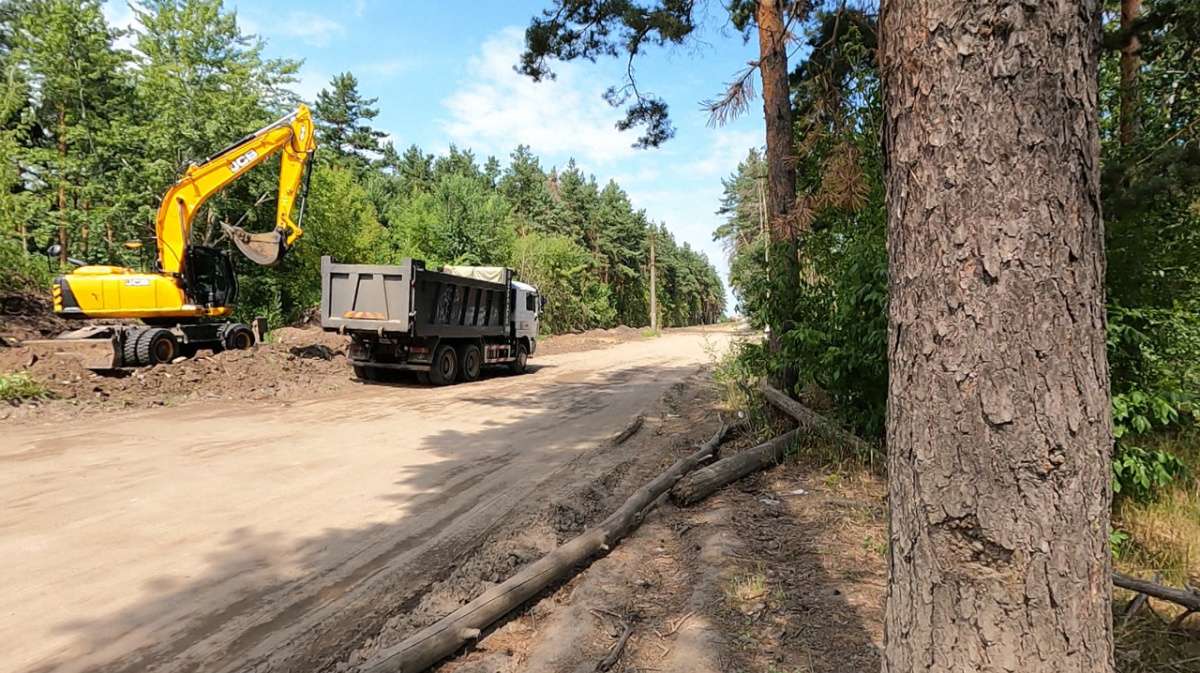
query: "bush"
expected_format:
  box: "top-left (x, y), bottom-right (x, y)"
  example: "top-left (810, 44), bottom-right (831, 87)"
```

top-left (0, 372), bottom-right (55, 403)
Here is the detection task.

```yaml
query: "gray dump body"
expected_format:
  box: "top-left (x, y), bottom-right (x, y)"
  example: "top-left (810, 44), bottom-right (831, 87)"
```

top-left (320, 256), bottom-right (511, 338)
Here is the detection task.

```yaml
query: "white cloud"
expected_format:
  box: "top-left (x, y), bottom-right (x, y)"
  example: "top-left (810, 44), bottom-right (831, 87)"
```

top-left (102, 0), bottom-right (142, 52)
top-left (291, 67), bottom-right (331, 103)
top-left (691, 128), bottom-right (761, 178)
top-left (354, 0), bottom-right (367, 17)
top-left (281, 12), bottom-right (346, 48)
top-left (441, 27), bottom-right (638, 166)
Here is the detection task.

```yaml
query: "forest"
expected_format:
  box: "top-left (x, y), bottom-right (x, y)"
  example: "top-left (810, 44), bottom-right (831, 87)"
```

top-left (0, 0), bottom-right (726, 334)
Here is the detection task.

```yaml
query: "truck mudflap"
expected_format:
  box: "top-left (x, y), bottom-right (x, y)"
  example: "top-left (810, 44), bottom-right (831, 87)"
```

top-left (23, 326), bottom-right (121, 370)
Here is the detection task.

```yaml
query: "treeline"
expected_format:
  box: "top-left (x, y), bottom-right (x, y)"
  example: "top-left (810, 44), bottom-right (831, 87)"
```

top-left (718, 2), bottom-right (1200, 487)
top-left (0, 0), bottom-right (724, 334)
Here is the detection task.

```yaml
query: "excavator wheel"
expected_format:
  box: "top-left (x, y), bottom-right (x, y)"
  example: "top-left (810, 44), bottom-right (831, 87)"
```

top-left (137, 328), bottom-right (178, 366)
top-left (218, 323), bottom-right (255, 351)
top-left (122, 329), bottom-right (145, 367)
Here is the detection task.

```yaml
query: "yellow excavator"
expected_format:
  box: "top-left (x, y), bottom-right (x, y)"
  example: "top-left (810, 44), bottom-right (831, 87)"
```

top-left (34, 105), bottom-right (316, 368)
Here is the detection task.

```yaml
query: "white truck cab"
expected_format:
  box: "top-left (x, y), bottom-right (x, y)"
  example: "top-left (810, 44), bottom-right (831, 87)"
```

top-left (513, 280), bottom-right (541, 355)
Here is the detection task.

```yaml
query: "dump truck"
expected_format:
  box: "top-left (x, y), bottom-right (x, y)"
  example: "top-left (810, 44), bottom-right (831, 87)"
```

top-left (320, 256), bottom-right (543, 385)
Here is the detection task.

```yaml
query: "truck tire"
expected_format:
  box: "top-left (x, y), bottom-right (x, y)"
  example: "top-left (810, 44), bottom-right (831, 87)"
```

top-left (353, 365), bottom-right (377, 382)
top-left (416, 371), bottom-right (431, 385)
top-left (137, 328), bottom-right (178, 366)
top-left (218, 323), bottom-right (255, 351)
top-left (458, 344), bottom-right (482, 382)
top-left (122, 329), bottom-right (145, 367)
top-left (429, 344), bottom-right (458, 386)
top-left (508, 344), bottom-right (528, 375)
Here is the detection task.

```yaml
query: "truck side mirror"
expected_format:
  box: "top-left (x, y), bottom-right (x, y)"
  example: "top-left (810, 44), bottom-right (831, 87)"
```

top-left (539, 295), bottom-right (547, 312)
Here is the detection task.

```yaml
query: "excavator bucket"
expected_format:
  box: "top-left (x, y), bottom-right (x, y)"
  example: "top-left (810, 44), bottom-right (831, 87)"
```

top-left (222, 223), bottom-right (288, 267)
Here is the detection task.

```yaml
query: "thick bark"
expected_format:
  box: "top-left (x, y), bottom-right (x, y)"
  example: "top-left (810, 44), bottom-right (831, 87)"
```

top-left (757, 0), bottom-right (800, 393)
top-left (879, 1), bottom-right (1113, 671)
top-left (1119, 0), bottom-right (1141, 147)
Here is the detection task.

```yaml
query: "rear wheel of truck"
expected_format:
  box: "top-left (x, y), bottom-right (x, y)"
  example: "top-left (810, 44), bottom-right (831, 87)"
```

top-left (353, 365), bottom-right (376, 382)
top-left (458, 344), bottom-right (482, 382)
top-left (429, 344), bottom-right (458, 386)
top-left (507, 344), bottom-right (528, 375)
top-left (137, 328), bottom-right (178, 366)
top-left (416, 371), bottom-right (431, 385)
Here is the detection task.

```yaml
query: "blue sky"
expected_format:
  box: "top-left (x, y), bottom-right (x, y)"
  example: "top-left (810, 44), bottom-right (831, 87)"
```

top-left (105, 0), bottom-right (768, 309)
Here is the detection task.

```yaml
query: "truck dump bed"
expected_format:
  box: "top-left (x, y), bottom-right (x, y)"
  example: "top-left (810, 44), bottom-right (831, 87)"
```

top-left (320, 256), bottom-right (512, 338)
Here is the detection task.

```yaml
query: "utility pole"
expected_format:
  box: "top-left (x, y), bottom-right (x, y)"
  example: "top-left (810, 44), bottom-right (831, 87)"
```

top-left (649, 228), bottom-right (657, 333)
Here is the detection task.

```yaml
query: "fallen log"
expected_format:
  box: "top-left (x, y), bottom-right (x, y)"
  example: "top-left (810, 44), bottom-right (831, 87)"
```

top-left (670, 429), bottom-right (802, 507)
top-left (361, 424), bottom-right (735, 673)
top-left (761, 384), bottom-right (883, 460)
top-left (1113, 571), bottom-right (1200, 614)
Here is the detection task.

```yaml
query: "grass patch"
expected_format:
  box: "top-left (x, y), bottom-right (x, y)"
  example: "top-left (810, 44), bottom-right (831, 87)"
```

top-left (1114, 429), bottom-right (1200, 585)
top-left (1113, 429), bottom-right (1200, 671)
top-left (0, 372), bottom-right (56, 403)
top-left (640, 328), bottom-right (660, 338)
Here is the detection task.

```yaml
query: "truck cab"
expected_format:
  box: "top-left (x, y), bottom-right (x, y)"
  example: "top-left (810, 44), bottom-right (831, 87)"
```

top-left (513, 280), bottom-right (541, 355)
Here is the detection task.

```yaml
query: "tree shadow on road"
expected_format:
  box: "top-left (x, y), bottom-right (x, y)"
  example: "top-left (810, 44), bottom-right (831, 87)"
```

top-left (16, 361), bottom-right (722, 673)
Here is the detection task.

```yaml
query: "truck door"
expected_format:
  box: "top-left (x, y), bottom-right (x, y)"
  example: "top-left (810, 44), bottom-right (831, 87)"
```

top-left (515, 288), bottom-right (539, 345)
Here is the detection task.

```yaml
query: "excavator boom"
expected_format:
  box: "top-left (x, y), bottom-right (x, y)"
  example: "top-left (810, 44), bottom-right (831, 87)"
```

top-left (155, 105), bottom-right (316, 273)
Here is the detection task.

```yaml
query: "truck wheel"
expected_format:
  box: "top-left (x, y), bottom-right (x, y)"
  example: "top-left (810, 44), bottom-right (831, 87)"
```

top-left (458, 344), bottom-right (482, 382)
top-left (137, 328), bottom-right (178, 366)
top-left (219, 323), bottom-right (255, 351)
top-left (122, 329), bottom-right (145, 367)
top-left (507, 344), bottom-right (528, 375)
top-left (416, 371), bottom-right (431, 385)
top-left (429, 344), bottom-right (458, 386)
top-left (353, 365), bottom-right (377, 382)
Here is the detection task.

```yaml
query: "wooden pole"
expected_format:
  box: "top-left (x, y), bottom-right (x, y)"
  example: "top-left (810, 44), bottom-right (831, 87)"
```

top-left (649, 228), bottom-right (657, 332)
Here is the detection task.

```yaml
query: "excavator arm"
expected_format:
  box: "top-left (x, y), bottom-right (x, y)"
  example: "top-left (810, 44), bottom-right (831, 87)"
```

top-left (154, 104), bottom-right (316, 274)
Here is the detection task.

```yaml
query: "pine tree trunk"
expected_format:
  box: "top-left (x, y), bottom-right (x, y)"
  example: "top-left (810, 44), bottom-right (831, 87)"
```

top-left (757, 0), bottom-right (800, 394)
top-left (57, 103), bottom-right (68, 265)
top-left (879, 1), bottom-right (1113, 671)
top-left (1119, 0), bottom-right (1141, 147)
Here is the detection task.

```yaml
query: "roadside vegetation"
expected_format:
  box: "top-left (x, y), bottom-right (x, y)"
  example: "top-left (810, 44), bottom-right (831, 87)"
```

top-left (0, 0), bottom-right (724, 336)
top-left (702, 1), bottom-right (1199, 665)
top-left (0, 371), bottom-right (54, 403)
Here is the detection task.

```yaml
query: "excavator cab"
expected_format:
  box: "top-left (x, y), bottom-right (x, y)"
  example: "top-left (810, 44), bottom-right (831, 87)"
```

top-left (184, 245), bottom-right (237, 308)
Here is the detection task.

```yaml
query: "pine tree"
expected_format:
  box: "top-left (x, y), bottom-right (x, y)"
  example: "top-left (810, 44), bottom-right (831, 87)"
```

top-left (313, 72), bottom-right (386, 163)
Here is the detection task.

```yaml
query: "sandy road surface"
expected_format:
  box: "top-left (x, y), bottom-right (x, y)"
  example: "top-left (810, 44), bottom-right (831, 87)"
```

top-left (1, 328), bottom-right (732, 673)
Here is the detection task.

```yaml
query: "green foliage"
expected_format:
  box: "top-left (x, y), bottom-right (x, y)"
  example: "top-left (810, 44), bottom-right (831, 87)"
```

top-left (718, 10), bottom-right (886, 436)
top-left (1112, 446), bottom-right (1190, 501)
top-left (0, 371), bottom-right (54, 403)
top-left (0, 0), bottom-right (723, 337)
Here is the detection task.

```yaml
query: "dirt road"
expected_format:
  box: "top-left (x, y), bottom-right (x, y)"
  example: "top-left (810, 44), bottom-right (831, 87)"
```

top-left (1, 328), bottom-right (731, 673)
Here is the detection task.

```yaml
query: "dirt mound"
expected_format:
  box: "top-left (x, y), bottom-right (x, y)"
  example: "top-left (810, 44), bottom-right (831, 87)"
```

top-left (0, 325), bottom-right (353, 422)
top-left (0, 291), bottom-right (68, 345)
top-left (539, 325), bottom-right (645, 356)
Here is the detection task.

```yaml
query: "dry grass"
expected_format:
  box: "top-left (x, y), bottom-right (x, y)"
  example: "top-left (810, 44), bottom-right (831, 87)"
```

top-left (1113, 430), bottom-right (1200, 672)
top-left (1115, 431), bottom-right (1200, 585)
